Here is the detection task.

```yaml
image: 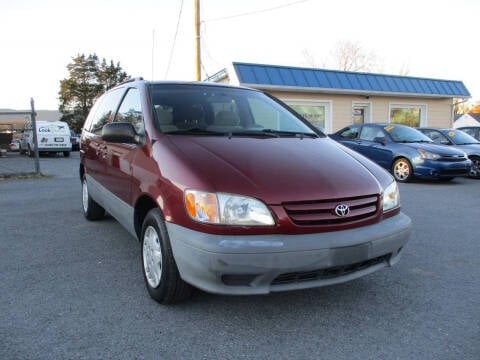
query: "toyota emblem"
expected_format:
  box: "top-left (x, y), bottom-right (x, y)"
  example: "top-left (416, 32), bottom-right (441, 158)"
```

top-left (334, 204), bottom-right (350, 217)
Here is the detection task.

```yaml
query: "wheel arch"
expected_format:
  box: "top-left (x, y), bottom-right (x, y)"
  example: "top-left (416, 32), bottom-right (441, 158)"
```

top-left (134, 195), bottom-right (163, 241)
top-left (79, 163), bottom-right (85, 182)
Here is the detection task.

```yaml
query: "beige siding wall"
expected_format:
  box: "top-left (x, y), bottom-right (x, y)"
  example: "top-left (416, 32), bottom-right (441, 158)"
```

top-left (266, 90), bottom-right (454, 132)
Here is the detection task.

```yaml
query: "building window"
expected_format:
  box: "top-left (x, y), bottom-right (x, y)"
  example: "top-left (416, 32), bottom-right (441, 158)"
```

top-left (389, 104), bottom-right (426, 127)
top-left (283, 100), bottom-right (331, 132)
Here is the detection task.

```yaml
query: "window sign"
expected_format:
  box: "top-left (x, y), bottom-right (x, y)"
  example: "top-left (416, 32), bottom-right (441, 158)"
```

top-left (390, 105), bottom-right (425, 127)
top-left (287, 103), bottom-right (326, 131)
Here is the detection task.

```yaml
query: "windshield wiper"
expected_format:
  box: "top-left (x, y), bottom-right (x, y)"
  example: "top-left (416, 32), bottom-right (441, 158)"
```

top-left (230, 129), bottom-right (318, 138)
top-left (398, 139), bottom-right (430, 143)
top-left (164, 127), bottom-right (224, 136)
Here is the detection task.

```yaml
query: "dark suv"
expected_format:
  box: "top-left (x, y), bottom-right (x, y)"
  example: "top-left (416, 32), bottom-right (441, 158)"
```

top-left (80, 79), bottom-right (411, 304)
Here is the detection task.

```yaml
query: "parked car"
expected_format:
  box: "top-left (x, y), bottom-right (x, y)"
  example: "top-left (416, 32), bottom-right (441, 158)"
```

top-left (329, 123), bottom-right (471, 182)
top-left (9, 139), bottom-right (20, 152)
top-left (70, 130), bottom-right (80, 151)
top-left (80, 79), bottom-right (411, 304)
top-left (457, 126), bottom-right (480, 141)
top-left (417, 127), bottom-right (480, 178)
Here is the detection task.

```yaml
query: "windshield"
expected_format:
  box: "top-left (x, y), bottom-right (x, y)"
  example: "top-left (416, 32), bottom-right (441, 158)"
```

top-left (149, 84), bottom-right (319, 137)
top-left (443, 129), bottom-right (479, 145)
top-left (385, 125), bottom-right (432, 143)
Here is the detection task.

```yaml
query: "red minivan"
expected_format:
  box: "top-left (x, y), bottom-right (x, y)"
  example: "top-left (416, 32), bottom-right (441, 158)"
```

top-left (80, 79), bottom-right (411, 304)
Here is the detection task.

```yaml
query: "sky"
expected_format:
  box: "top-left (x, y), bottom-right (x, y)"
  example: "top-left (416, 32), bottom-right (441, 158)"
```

top-left (1, 0), bottom-right (479, 110)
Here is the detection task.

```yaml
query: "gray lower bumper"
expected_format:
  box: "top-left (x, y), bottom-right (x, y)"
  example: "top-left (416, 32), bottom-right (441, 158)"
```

top-left (166, 212), bottom-right (412, 295)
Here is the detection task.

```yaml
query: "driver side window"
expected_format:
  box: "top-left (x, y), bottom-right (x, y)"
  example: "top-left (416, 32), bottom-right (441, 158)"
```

top-left (115, 88), bottom-right (144, 135)
top-left (360, 126), bottom-right (385, 141)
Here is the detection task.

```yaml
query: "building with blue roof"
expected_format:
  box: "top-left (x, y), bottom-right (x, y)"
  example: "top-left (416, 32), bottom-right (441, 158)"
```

top-left (209, 62), bottom-right (470, 133)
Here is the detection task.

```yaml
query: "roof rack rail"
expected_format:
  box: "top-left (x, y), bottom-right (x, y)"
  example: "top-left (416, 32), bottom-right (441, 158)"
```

top-left (118, 77), bottom-right (144, 86)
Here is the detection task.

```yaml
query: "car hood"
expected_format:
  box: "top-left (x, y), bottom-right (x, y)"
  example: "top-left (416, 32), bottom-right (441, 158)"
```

top-left (163, 136), bottom-right (387, 204)
top-left (448, 143), bottom-right (480, 156)
top-left (404, 142), bottom-right (467, 156)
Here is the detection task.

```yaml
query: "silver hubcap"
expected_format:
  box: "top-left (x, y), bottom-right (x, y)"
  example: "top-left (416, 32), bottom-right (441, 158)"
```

top-left (143, 226), bottom-right (163, 288)
top-left (394, 160), bottom-right (410, 181)
top-left (469, 159), bottom-right (480, 178)
top-left (82, 179), bottom-right (89, 213)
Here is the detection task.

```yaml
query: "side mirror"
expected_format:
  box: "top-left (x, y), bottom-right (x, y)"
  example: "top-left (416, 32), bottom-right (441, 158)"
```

top-left (102, 122), bottom-right (143, 144)
top-left (373, 137), bottom-right (387, 145)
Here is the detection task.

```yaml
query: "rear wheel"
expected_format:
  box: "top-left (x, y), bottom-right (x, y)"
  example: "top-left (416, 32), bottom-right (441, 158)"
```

top-left (82, 176), bottom-right (105, 220)
top-left (468, 156), bottom-right (480, 179)
top-left (392, 158), bottom-right (413, 182)
top-left (141, 208), bottom-right (193, 304)
top-left (63, 151), bottom-right (70, 157)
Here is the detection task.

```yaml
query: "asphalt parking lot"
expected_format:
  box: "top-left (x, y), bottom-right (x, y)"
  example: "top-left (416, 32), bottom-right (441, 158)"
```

top-left (1, 152), bottom-right (479, 360)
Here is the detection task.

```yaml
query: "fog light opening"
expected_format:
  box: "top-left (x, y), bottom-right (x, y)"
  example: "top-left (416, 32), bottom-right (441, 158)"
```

top-left (221, 274), bottom-right (258, 286)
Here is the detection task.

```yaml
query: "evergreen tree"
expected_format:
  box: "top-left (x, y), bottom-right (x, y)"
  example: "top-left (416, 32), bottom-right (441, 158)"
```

top-left (58, 53), bottom-right (130, 132)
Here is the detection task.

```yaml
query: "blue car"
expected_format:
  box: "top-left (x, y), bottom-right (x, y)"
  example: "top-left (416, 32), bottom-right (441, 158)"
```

top-left (417, 127), bottom-right (480, 179)
top-left (330, 123), bottom-right (471, 182)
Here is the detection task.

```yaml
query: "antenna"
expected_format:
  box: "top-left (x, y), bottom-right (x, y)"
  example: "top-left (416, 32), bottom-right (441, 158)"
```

top-left (151, 29), bottom-right (155, 80)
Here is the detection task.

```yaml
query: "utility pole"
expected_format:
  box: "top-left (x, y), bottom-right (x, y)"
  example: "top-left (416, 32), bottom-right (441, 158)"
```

top-left (194, 0), bottom-right (201, 81)
top-left (30, 98), bottom-right (40, 174)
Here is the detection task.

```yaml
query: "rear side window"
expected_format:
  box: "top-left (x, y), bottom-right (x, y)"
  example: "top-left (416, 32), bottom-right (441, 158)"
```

top-left (86, 88), bottom-right (124, 134)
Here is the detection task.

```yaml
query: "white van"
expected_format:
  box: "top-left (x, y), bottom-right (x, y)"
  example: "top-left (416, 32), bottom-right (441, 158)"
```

top-left (20, 120), bottom-right (72, 157)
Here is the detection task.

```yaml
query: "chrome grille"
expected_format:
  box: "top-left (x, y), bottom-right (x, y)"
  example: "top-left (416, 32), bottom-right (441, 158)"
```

top-left (283, 194), bottom-right (379, 226)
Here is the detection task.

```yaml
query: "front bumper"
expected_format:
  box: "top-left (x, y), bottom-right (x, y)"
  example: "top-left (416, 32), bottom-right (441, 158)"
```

top-left (413, 159), bottom-right (471, 179)
top-left (167, 212), bottom-right (412, 295)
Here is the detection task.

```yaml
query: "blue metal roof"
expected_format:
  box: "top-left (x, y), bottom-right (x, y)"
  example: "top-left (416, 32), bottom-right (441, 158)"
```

top-left (231, 62), bottom-right (470, 98)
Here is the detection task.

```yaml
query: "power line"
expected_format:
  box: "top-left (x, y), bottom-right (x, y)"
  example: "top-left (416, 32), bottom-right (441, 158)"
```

top-left (164, 0), bottom-right (185, 79)
top-left (204, 0), bottom-right (310, 22)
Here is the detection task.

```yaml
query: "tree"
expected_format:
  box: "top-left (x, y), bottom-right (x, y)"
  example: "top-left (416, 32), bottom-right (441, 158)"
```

top-left (453, 99), bottom-right (472, 115)
top-left (470, 102), bottom-right (480, 113)
top-left (97, 58), bottom-right (129, 91)
top-left (303, 40), bottom-right (394, 74)
top-left (330, 40), bottom-right (384, 72)
top-left (59, 53), bottom-right (129, 132)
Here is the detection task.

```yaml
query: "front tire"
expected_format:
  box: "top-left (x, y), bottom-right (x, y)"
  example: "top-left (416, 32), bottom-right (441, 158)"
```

top-left (141, 208), bottom-right (193, 304)
top-left (392, 158), bottom-right (413, 182)
top-left (82, 176), bottom-right (105, 220)
top-left (468, 156), bottom-right (480, 179)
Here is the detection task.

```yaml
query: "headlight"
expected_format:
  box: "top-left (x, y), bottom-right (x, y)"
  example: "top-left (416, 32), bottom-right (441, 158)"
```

top-left (382, 181), bottom-right (400, 212)
top-left (417, 149), bottom-right (440, 160)
top-left (184, 190), bottom-right (275, 226)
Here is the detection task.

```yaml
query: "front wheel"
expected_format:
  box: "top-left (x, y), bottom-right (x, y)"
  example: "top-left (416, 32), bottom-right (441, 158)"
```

top-left (82, 176), bottom-right (105, 220)
top-left (141, 208), bottom-right (193, 304)
top-left (392, 158), bottom-right (413, 182)
top-left (468, 156), bottom-right (480, 179)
